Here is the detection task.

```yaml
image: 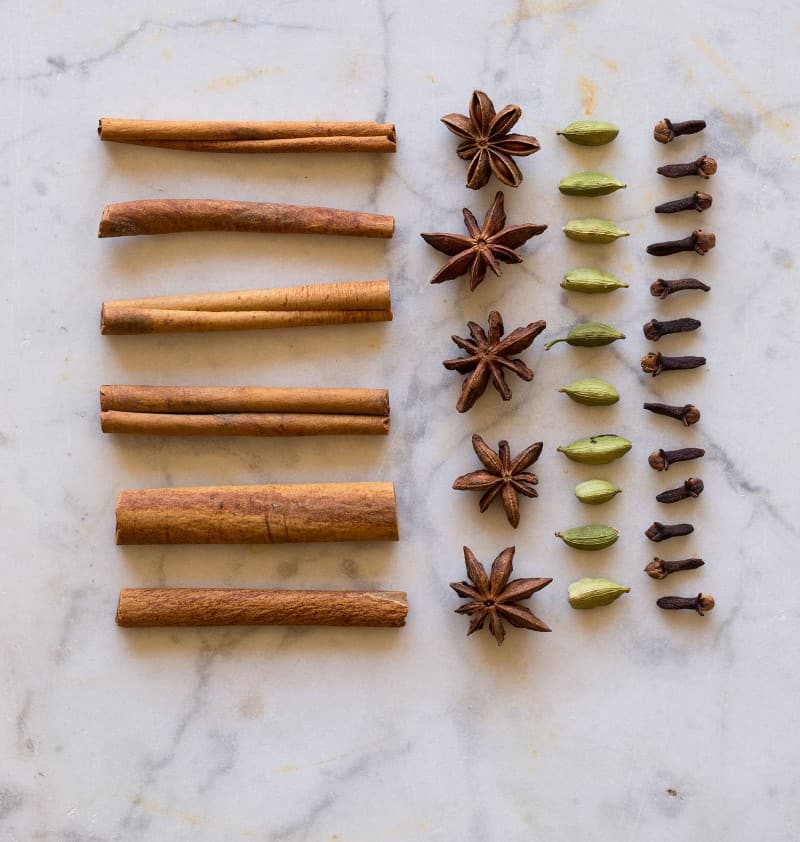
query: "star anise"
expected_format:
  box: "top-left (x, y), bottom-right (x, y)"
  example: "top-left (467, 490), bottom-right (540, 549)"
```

top-left (450, 546), bottom-right (552, 646)
top-left (441, 90), bottom-right (541, 189)
top-left (420, 191), bottom-right (546, 290)
top-left (453, 435), bottom-right (542, 528)
top-left (443, 310), bottom-right (546, 413)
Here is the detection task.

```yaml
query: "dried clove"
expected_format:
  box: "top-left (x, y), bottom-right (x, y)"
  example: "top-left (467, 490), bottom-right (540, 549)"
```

top-left (656, 593), bottom-right (715, 615)
top-left (646, 230), bottom-right (715, 256)
top-left (651, 278), bottom-right (711, 298)
top-left (641, 352), bottom-right (706, 377)
top-left (643, 317), bottom-right (701, 341)
top-left (644, 557), bottom-right (705, 579)
top-left (657, 155), bottom-right (717, 178)
top-left (645, 521), bottom-right (694, 542)
top-left (656, 477), bottom-right (704, 503)
top-left (653, 118), bottom-right (707, 144)
top-left (648, 447), bottom-right (705, 471)
top-left (655, 192), bottom-right (712, 214)
top-left (643, 403), bottom-right (701, 427)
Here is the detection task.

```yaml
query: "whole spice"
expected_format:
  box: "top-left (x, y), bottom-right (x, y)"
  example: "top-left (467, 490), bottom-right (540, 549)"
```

top-left (116, 588), bottom-right (408, 627)
top-left (555, 525), bottom-right (619, 551)
top-left (653, 118), bottom-right (707, 144)
top-left (561, 268), bottom-right (629, 294)
top-left (556, 120), bottom-right (619, 146)
top-left (98, 199), bottom-right (395, 239)
top-left (420, 191), bottom-right (546, 289)
top-left (557, 434), bottom-right (632, 465)
top-left (98, 118), bottom-right (397, 153)
top-left (651, 277), bottom-right (711, 298)
top-left (558, 172), bottom-right (627, 196)
top-left (643, 403), bottom-right (701, 427)
top-left (452, 435), bottom-right (542, 528)
top-left (644, 557), bottom-right (705, 579)
top-left (558, 377), bottom-right (620, 406)
top-left (568, 578), bottom-right (630, 609)
top-left (100, 385), bottom-right (390, 437)
top-left (115, 482), bottom-right (399, 545)
top-left (563, 218), bottom-right (630, 244)
top-left (657, 155), bottom-right (717, 178)
top-left (655, 192), bottom-right (713, 214)
top-left (101, 280), bottom-right (393, 334)
top-left (450, 546), bottom-right (552, 646)
top-left (443, 311), bottom-right (546, 413)
top-left (656, 477), bottom-right (704, 503)
top-left (440, 90), bottom-right (541, 189)
top-left (574, 479), bottom-right (622, 505)
top-left (648, 447), bottom-right (705, 471)
top-left (656, 593), bottom-right (715, 615)
top-left (643, 317), bottom-right (701, 341)
top-left (545, 322), bottom-right (625, 350)
top-left (646, 230), bottom-right (715, 256)
top-left (645, 521), bottom-right (694, 542)
top-left (641, 352), bottom-right (706, 377)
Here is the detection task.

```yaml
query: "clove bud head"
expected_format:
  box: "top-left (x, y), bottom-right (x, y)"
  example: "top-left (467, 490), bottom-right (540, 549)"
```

top-left (692, 229), bottom-right (716, 254)
top-left (695, 155), bottom-right (717, 177)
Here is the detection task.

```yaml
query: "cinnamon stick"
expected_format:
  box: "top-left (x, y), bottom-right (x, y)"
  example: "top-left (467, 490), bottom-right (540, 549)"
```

top-left (98, 119), bottom-right (396, 154)
top-left (115, 482), bottom-right (399, 545)
top-left (116, 588), bottom-right (408, 627)
top-left (99, 385), bottom-right (390, 436)
top-left (98, 199), bottom-right (394, 238)
top-left (101, 280), bottom-right (392, 335)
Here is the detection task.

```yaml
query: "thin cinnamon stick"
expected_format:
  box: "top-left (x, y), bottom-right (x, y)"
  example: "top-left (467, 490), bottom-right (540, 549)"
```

top-left (115, 482), bottom-right (399, 545)
top-left (98, 199), bottom-right (394, 238)
top-left (98, 118), bottom-right (396, 154)
top-left (101, 280), bottom-right (392, 335)
top-left (116, 588), bottom-right (408, 627)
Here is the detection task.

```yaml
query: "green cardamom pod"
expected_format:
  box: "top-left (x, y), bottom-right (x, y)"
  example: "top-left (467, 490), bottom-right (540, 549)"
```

top-left (558, 377), bottom-right (620, 406)
top-left (574, 479), bottom-right (622, 505)
top-left (561, 268), bottom-right (629, 294)
top-left (558, 172), bottom-right (627, 196)
top-left (568, 577), bottom-right (630, 609)
top-left (555, 524), bottom-right (619, 551)
top-left (557, 434), bottom-right (632, 464)
top-left (545, 321), bottom-right (625, 350)
top-left (563, 218), bottom-right (630, 244)
top-left (556, 120), bottom-right (620, 146)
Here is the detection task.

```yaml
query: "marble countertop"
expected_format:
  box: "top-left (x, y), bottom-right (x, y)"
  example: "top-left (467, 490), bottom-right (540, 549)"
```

top-left (2, 1), bottom-right (798, 839)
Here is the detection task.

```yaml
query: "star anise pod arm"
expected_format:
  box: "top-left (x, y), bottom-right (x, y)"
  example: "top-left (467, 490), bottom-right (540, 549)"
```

top-left (450, 546), bottom-right (552, 645)
top-left (441, 90), bottom-right (540, 189)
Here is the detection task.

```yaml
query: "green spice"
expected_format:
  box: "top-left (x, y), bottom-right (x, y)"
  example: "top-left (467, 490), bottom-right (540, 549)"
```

top-left (555, 524), bottom-right (619, 551)
top-left (558, 172), bottom-right (627, 196)
top-left (545, 322), bottom-right (625, 350)
top-left (557, 434), bottom-right (632, 464)
top-left (568, 577), bottom-right (630, 609)
top-left (556, 120), bottom-right (619, 146)
top-left (574, 479), bottom-right (622, 505)
top-left (561, 268), bottom-right (629, 294)
top-left (558, 377), bottom-right (620, 405)
top-left (563, 218), bottom-right (630, 243)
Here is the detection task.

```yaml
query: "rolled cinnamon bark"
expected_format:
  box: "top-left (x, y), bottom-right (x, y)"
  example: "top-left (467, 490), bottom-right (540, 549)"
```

top-left (100, 386), bottom-right (390, 436)
top-left (115, 482), bottom-right (399, 545)
top-left (101, 280), bottom-right (392, 335)
top-left (116, 588), bottom-right (408, 627)
top-left (98, 119), bottom-right (397, 153)
top-left (98, 199), bottom-right (394, 238)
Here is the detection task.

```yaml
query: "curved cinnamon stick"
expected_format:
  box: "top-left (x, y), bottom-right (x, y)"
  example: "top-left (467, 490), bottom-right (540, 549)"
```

top-left (116, 588), bottom-right (408, 627)
top-left (98, 199), bottom-right (394, 238)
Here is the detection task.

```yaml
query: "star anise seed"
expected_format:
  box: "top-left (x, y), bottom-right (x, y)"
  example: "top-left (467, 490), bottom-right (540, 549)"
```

top-left (450, 546), bottom-right (552, 646)
top-left (453, 434), bottom-right (542, 528)
top-left (441, 90), bottom-right (541, 189)
top-left (443, 310), bottom-right (546, 412)
top-left (421, 191), bottom-right (547, 290)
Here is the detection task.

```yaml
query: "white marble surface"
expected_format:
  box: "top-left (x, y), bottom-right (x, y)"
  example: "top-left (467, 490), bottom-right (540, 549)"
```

top-left (2, 1), bottom-right (798, 839)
